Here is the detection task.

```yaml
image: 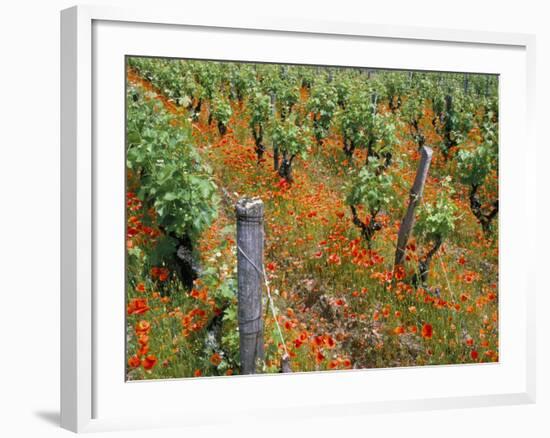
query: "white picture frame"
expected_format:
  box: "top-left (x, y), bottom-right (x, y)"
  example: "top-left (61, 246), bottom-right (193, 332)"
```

top-left (60, 4), bottom-right (536, 433)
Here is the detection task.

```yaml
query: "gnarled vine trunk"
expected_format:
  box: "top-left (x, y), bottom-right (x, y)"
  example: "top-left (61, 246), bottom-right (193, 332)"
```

top-left (343, 135), bottom-right (355, 159)
top-left (469, 184), bottom-right (499, 235)
top-left (217, 121), bottom-right (227, 136)
top-left (252, 125), bottom-right (265, 163)
top-left (278, 153), bottom-right (295, 183)
top-left (442, 95), bottom-right (457, 159)
top-left (350, 205), bottom-right (382, 249)
top-left (417, 236), bottom-right (443, 286)
top-left (174, 234), bottom-right (201, 291)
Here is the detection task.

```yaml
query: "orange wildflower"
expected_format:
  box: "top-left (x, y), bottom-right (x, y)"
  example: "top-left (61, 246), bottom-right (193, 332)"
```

top-left (210, 352), bottom-right (222, 366)
top-left (135, 320), bottom-right (151, 335)
top-left (393, 326), bottom-right (405, 335)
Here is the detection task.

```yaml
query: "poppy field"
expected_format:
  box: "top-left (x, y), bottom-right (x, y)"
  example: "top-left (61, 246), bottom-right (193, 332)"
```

top-left (125, 57), bottom-right (499, 380)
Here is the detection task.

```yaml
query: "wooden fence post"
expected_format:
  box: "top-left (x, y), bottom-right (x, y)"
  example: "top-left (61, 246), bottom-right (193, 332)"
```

top-left (394, 146), bottom-right (433, 267)
top-left (236, 198), bottom-right (264, 374)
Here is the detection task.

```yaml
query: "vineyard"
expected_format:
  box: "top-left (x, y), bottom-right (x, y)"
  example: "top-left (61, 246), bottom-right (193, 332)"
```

top-left (125, 57), bottom-right (499, 380)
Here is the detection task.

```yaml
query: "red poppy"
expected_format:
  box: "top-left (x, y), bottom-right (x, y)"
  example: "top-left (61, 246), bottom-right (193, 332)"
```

top-left (127, 355), bottom-right (141, 368)
top-left (421, 323), bottom-right (433, 339)
top-left (470, 350), bottom-right (479, 360)
top-left (127, 298), bottom-right (150, 315)
top-left (137, 334), bottom-right (149, 346)
top-left (313, 335), bottom-right (324, 347)
top-left (394, 266), bottom-right (405, 281)
top-left (158, 268), bottom-right (170, 282)
top-left (138, 344), bottom-right (150, 357)
top-left (328, 253), bottom-right (341, 265)
top-left (276, 178), bottom-right (289, 189)
top-left (142, 354), bottom-right (158, 370)
top-left (150, 267), bottom-right (161, 278)
top-left (315, 351), bottom-right (325, 363)
top-left (193, 369), bottom-right (202, 377)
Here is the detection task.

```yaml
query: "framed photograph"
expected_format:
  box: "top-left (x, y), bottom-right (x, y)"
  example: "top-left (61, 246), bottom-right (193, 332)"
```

top-left (61, 5), bottom-right (536, 433)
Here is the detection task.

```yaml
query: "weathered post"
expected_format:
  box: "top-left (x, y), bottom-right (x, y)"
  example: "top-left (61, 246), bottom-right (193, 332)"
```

top-left (236, 198), bottom-right (264, 374)
top-left (394, 146), bottom-right (433, 267)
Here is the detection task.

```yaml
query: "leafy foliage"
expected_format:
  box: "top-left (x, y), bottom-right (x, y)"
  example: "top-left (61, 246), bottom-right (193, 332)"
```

top-left (338, 87), bottom-right (398, 161)
top-left (346, 157), bottom-right (395, 216)
top-left (211, 95), bottom-right (233, 134)
top-left (457, 118), bottom-right (498, 188)
top-left (415, 178), bottom-right (458, 244)
top-left (126, 85), bottom-right (219, 241)
top-left (307, 81), bottom-right (338, 144)
top-left (270, 115), bottom-right (311, 161)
